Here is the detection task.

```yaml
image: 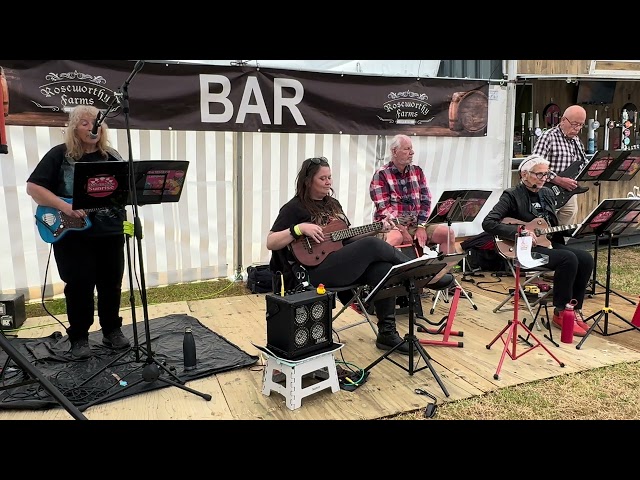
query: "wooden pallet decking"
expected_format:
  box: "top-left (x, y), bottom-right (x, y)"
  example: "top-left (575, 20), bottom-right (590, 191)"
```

top-left (1, 273), bottom-right (639, 420)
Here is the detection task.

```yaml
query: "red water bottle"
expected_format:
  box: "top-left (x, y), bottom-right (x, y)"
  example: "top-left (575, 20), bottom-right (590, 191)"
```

top-left (561, 299), bottom-right (578, 344)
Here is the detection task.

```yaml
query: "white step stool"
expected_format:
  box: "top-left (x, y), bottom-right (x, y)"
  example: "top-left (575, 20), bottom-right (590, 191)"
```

top-left (261, 346), bottom-right (343, 410)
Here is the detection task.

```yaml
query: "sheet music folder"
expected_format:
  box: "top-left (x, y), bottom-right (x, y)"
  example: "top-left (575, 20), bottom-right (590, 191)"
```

top-left (72, 160), bottom-right (189, 209)
top-left (576, 149), bottom-right (640, 183)
top-left (364, 254), bottom-right (464, 305)
top-left (572, 197), bottom-right (640, 238)
top-left (426, 190), bottom-right (492, 224)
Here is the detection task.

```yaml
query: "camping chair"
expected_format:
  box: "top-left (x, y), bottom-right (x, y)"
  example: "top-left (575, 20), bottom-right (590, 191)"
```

top-left (492, 237), bottom-right (554, 331)
top-left (326, 284), bottom-right (377, 335)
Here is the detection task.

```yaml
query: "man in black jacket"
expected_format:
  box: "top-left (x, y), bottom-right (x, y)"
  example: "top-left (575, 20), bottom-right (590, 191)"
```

top-left (482, 154), bottom-right (594, 336)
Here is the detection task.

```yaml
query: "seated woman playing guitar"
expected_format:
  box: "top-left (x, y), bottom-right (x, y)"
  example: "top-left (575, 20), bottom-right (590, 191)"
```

top-left (266, 156), bottom-right (415, 355)
top-left (481, 154), bottom-right (594, 337)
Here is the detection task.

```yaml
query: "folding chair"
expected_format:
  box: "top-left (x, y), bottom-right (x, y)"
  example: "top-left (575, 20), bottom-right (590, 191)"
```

top-left (325, 284), bottom-right (377, 335)
top-left (492, 238), bottom-right (554, 330)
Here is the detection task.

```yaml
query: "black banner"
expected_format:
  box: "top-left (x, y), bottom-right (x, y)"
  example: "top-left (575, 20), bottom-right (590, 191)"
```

top-left (0, 60), bottom-right (489, 137)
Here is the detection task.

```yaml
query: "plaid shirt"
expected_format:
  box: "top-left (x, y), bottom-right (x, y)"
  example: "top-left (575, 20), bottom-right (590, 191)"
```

top-left (370, 161), bottom-right (432, 225)
top-left (532, 124), bottom-right (587, 176)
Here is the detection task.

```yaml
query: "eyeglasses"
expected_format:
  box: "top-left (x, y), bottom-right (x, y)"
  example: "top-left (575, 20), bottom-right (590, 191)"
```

top-left (528, 171), bottom-right (550, 180)
top-left (306, 156), bottom-right (329, 174)
top-left (563, 117), bottom-right (585, 129)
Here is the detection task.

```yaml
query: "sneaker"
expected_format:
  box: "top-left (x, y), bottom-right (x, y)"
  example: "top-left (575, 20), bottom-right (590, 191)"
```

top-left (574, 310), bottom-right (590, 331)
top-left (552, 311), bottom-right (587, 337)
top-left (375, 330), bottom-right (413, 356)
top-left (102, 328), bottom-right (131, 349)
top-left (70, 338), bottom-right (91, 360)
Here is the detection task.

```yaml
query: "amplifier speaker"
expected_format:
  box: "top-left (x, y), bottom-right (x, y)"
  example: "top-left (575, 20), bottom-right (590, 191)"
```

top-left (266, 290), bottom-right (335, 360)
top-left (0, 293), bottom-right (26, 331)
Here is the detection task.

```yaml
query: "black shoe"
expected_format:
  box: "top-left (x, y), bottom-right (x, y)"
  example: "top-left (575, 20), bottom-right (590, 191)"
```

top-left (376, 331), bottom-right (412, 356)
top-left (102, 328), bottom-right (131, 350)
top-left (70, 338), bottom-right (91, 360)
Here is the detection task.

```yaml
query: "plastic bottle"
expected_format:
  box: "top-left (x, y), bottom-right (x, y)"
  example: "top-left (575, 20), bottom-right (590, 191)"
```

top-left (561, 299), bottom-right (578, 344)
top-left (183, 326), bottom-right (197, 371)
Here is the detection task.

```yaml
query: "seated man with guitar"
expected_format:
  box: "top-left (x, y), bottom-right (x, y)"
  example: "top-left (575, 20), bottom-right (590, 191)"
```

top-left (26, 105), bottom-right (130, 360)
top-left (370, 134), bottom-right (456, 254)
top-left (482, 154), bottom-right (594, 336)
top-left (266, 156), bottom-right (415, 355)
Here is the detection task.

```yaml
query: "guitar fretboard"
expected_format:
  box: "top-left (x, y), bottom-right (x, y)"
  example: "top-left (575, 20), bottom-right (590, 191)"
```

top-left (331, 221), bottom-right (384, 241)
top-left (534, 223), bottom-right (580, 236)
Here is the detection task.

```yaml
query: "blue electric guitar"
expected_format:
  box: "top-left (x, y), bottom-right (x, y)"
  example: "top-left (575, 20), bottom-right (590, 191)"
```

top-left (34, 197), bottom-right (101, 243)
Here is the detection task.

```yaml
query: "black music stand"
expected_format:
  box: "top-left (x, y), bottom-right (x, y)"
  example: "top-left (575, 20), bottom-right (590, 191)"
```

top-left (70, 159), bottom-right (210, 409)
top-left (426, 189), bottom-right (491, 310)
top-left (574, 197), bottom-right (640, 349)
top-left (362, 256), bottom-right (452, 397)
top-left (0, 330), bottom-right (87, 420)
top-left (575, 149), bottom-right (640, 301)
top-left (66, 61), bottom-right (210, 411)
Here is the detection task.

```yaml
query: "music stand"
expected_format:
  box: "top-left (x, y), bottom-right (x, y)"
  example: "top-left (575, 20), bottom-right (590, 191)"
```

top-left (426, 189), bottom-right (491, 311)
top-left (486, 227), bottom-right (564, 380)
top-left (575, 149), bottom-right (640, 301)
top-left (72, 160), bottom-right (189, 209)
top-left (362, 256), bottom-right (452, 397)
top-left (0, 330), bottom-right (87, 420)
top-left (65, 62), bottom-right (210, 411)
top-left (573, 197), bottom-right (640, 349)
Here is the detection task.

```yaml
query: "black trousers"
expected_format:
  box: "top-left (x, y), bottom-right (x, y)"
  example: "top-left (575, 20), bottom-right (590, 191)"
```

top-left (53, 233), bottom-right (125, 341)
top-left (307, 236), bottom-right (410, 321)
top-left (533, 243), bottom-right (594, 311)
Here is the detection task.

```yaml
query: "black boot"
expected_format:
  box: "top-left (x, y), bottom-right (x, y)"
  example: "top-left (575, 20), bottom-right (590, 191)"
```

top-left (375, 297), bottom-right (411, 355)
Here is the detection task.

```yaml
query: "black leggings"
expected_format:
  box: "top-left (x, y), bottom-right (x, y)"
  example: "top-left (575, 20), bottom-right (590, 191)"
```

top-left (308, 236), bottom-right (409, 288)
top-left (533, 243), bottom-right (594, 311)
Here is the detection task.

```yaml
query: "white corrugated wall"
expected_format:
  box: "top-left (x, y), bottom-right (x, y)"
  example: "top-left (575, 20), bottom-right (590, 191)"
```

top-left (0, 84), bottom-right (508, 302)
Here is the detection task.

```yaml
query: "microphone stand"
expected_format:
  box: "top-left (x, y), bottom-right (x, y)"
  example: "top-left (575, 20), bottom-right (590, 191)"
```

top-left (77, 61), bottom-right (211, 411)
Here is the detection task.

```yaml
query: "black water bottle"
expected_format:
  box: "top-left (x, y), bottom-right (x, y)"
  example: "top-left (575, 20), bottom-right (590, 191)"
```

top-left (183, 327), bottom-right (197, 371)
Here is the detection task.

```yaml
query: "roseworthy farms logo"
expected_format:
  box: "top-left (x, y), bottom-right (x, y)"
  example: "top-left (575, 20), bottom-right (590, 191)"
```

top-left (377, 90), bottom-right (434, 126)
top-left (34, 69), bottom-right (120, 114)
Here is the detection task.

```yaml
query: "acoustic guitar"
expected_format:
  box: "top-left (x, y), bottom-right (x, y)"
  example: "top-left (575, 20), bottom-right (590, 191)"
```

top-left (494, 217), bottom-right (580, 259)
top-left (34, 197), bottom-right (103, 243)
top-left (290, 217), bottom-right (410, 267)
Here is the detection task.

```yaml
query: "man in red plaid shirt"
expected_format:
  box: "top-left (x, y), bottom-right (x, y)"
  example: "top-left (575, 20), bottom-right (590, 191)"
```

top-left (370, 134), bottom-right (456, 254)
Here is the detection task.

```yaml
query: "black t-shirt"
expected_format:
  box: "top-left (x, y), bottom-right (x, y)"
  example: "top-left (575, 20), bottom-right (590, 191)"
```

top-left (527, 189), bottom-right (553, 227)
top-left (27, 144), bottom-right (126, 237)
top-left (269, 196), bottom-right (348, 290)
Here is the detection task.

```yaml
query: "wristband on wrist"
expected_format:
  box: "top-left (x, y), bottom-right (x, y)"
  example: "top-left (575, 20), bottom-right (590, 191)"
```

top-left (290, 224), bottom-right (302, 239)
top-left (294, 224), bottom-right (303, 236)
top-left (417, 223), bottom-right (427, 229)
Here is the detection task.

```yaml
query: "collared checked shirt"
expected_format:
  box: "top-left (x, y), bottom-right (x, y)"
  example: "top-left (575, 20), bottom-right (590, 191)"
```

top-left (532, 124), bottom-right (587, 176)
top-left (370, 161), bottom-right (432, 225)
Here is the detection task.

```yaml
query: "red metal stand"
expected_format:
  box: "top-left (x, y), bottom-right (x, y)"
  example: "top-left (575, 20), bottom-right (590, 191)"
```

top-left (485, 229), bottom-right (565, 379)
top-left (418, 285), bottom-right (464, 348)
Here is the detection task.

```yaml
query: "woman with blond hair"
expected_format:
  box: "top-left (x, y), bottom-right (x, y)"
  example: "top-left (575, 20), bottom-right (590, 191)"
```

top-left (26, 105), bottom-right (130, 360)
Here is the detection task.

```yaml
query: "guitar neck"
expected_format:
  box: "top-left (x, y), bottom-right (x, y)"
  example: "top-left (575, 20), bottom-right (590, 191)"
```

top-left (535, 223), bottom-right (580, 237)
top-left (331, 221), bottom-right (385, 241)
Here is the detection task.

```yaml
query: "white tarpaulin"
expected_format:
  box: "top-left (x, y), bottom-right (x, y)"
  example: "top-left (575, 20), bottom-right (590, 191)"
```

top-left (166, 60), bottom-right (442, 78)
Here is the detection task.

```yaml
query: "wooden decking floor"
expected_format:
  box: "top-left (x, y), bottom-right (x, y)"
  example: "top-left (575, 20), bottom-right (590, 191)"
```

top-left (1, 273), bottom-right (639, 420)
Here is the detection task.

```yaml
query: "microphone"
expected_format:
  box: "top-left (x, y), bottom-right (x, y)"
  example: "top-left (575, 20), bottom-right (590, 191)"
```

top-left (89, 111), bottom-right (103, 139)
